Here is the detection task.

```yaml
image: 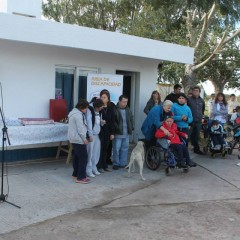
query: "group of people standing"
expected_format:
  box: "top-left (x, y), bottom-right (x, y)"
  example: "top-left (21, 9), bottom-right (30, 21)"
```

top-left (142, 84), bottom-right (240, 156)
top-left (67, 83), bottom-right (239, 184)
top-left (142, 84), bottom-right (205, 156)
top-left (68, 89), bottom-right (133, 184)
top-left (208, 93), bottom-right (239, 124)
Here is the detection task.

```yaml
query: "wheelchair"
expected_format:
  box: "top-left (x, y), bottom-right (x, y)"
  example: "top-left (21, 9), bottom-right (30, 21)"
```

top-left (201, 117), bottom-right (231, 158)
top-left (144, 138), bottom-right (189, 175)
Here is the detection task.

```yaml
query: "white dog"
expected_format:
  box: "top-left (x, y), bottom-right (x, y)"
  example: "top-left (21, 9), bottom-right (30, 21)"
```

top-left (125, 141), bottom-right (145, 180)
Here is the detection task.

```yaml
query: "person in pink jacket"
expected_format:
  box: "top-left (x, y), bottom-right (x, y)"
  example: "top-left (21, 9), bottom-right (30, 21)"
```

top-left (155, 113), bottom-right (197, 168)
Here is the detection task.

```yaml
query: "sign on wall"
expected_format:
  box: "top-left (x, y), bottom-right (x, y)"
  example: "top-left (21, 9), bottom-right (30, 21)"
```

top-left (87, 73), bottom-right (123, 105)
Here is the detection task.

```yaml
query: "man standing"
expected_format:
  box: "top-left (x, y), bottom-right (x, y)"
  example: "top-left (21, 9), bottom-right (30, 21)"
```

top-left (164, 84), bottom-right (182, 103)
top-left (208, 93), bottom-right (216, 119)
top-left (112, 95), bottom-right (134, 170)
top-left (188, 86), bottom-right (205, 154)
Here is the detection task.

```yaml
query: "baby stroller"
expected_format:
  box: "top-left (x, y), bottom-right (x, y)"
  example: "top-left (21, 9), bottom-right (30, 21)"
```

top-left (226, 125), bottom-right (240, 159)
top-left (145, 138), bottom-right (189, 175)
top-left (202, 118), bottom-right (230, 158)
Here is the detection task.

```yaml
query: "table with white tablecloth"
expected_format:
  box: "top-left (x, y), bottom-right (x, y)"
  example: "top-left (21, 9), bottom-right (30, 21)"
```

top-left (6, 122), bottom-right (68, 149)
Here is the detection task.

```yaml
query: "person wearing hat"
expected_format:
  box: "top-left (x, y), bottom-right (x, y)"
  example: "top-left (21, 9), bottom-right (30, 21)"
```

top-left (171, 93), bottom-right (193, 144)
top-left (155, 113), bottom-right (197, 168)
top-left (164, 84), bottom-right (182, 103)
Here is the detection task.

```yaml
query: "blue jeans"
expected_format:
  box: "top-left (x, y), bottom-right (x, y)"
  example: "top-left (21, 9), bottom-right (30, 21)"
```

top-left (113, 136), bottom-right (129, 167)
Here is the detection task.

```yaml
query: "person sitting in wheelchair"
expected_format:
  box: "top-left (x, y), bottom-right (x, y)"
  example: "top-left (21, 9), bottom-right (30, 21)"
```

top-left (210, 120), bottom-right (229, 150)
top-left (155, 113), bottom-right (197, 168)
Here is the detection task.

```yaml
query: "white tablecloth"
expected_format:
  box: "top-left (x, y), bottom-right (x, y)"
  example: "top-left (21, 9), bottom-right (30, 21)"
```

top-left (5, 123), bottom-right (68, 148)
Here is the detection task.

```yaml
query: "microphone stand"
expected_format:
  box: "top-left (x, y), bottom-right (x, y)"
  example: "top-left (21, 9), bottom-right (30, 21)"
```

top-left (0, 107), bottom-right (20, 208)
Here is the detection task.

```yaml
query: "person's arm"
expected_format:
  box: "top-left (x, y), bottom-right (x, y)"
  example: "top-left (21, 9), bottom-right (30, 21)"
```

top-left (212, 103), bottom-right (219, 116)
top-left (85, 109), bottom-right (93, 137)
top-left (110, 106), bottom-right (115, 140)
top-left (171, 105), bottom-right (182, 122)
top-left (155, 128), bottom-right (166, 138)
top-left (202, 98), bottom-right (205, 115)
top-left (143, 100), bottom-right (151, 115)
top-left (187, 107), bottom-right (193, 124)
top-left (75, 113), bottom-right (88, 143)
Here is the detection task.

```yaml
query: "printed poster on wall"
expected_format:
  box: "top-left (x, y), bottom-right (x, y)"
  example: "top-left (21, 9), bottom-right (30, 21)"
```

top-left (87, 73), bottom-right (123, 105)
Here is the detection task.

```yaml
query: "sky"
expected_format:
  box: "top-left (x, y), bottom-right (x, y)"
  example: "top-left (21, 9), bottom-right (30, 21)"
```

top-left (201, 80), bottom-right (240, 96)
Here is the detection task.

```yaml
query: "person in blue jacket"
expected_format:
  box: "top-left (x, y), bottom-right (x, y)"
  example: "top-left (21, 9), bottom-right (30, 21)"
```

top-left (171, 93), bottom-right (193, 138)
top-left (141, 100), bottom-right (173, 142)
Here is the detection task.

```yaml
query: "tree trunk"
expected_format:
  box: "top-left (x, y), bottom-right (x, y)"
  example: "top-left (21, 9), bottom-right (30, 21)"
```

top-left (182, 64), bottom-right (197, 94)
top-left (211, 77), bottom-right (226, 94)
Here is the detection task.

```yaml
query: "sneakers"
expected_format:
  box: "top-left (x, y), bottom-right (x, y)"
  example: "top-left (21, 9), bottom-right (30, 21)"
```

top-left (112, 165), bottom-right (119, 170)
top-left (87, 173), bottom-right (95, 178)
top-left (98, 169), bottom-right (105, 173)
top-left (93, 170), bottom-right (101, 175)
top-left (75, 178), bottom-right (91, 184)
top-left (187, 161), bottom-right (197, 167)
top-left (72, 175), bottom-right (77, 179)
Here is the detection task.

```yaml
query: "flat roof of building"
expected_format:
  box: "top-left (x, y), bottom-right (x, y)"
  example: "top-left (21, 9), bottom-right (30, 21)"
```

top-left (0, 13), bottom-right (194, 64)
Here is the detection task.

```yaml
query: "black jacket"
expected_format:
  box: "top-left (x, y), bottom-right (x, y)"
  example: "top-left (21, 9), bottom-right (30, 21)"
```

top-left (114, 104), bottom-right (134, 135)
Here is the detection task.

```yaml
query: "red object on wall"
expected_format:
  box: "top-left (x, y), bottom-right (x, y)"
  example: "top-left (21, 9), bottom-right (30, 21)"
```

top-left (49, 99), bottom-right (67, 122)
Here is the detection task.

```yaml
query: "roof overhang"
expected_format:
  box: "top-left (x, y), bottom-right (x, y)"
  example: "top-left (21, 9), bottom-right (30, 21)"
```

top-left (0, 13), bottom-right (194, 64)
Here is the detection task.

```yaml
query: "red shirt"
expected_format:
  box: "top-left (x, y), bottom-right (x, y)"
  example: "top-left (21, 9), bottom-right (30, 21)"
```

top-left (155, 122), bottom-right (187, 145)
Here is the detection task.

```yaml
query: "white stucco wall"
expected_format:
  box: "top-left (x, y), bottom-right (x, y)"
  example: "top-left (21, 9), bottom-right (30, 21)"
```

top-left (0, 40), bottom-right (157, 140)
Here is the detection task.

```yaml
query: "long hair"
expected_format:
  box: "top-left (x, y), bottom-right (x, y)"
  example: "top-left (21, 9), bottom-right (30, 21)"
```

top-left (150, 90), bottom-right (161, 103)
top-left (215, 93), bottom-right (227, 105)
top-left (100, 89), bottom-right (111, 107)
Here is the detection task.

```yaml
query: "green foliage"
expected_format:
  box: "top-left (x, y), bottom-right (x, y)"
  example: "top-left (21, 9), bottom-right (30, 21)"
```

top-left (42, 0), bottom-right (240, 90)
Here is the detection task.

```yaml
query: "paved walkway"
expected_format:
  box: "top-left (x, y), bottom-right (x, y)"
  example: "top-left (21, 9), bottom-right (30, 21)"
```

top-left (1, 145), bottom-right (240, 239)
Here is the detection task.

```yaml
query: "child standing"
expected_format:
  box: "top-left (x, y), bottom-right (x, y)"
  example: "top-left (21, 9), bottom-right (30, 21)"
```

top-left (86, 99), bottom-right (104, 177)
top-left (68, 99), bottom-right (90, 184)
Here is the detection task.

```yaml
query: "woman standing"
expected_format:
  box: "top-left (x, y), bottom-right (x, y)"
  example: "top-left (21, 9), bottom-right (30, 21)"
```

top-left (97, 90), bottom-right (115, 172)
top-left (171, 93), bottom-right (193, 137)
top-left (144, 90), bottom-right (161, 115)
top-left (212, 93), bottom-right (228, 125)
top-left (68, 99), bottom-right (90, 184)
top-left (141, 100), bottom-right (173, 141)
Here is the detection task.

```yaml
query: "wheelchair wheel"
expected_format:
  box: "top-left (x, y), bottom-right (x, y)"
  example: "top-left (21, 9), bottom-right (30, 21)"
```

top-left (145, 146), bottom-right (162, 170)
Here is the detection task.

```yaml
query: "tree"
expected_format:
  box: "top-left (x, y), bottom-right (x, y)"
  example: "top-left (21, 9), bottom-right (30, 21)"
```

top-left (42, 0), bottom-right (143, 31)
top-left (182, 3), bottom-right (240, 93)
top-left (200, 40), bottom-right (240, 93)
top-left (42, 0), bottom-right (240, 93)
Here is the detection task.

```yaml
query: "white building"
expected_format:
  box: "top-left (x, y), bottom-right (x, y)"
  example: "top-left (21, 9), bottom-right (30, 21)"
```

top-left (0, 0), bottom-right (194, 160)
